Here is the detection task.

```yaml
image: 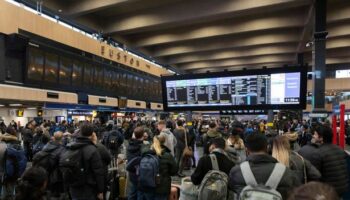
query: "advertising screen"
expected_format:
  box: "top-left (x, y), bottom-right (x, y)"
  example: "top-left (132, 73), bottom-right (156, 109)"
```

top-left (161, 67), bottom-right (307, 111)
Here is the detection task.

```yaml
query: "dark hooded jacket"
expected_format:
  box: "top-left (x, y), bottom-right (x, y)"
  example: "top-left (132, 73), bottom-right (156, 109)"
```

top-left (126, 139), bottom-right (150, 183)
top-left (66, 136), bottom-right (105, 198)
top-left (139, 146), bottom-right (178, 195)
top-left (229, 154), bottom-right (301, 199)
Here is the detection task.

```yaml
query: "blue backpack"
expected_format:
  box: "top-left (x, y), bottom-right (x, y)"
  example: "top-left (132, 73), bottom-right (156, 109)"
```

top-left (1, 143), bottom-right (27, 181)
top-left (138, 154), bottom-right (160, 188)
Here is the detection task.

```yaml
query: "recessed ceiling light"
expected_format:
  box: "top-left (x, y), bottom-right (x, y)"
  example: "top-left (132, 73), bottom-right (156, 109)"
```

top-left (27, 107), bottom-right (37, 110)
top-left (9, 104), bottom-right (22, 106)
top-left (0, 104), bottom-right (4, 107)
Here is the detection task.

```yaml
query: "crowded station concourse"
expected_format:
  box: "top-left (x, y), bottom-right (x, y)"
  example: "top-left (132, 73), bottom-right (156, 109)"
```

top-left (1, 0), bottom-right (350, 200)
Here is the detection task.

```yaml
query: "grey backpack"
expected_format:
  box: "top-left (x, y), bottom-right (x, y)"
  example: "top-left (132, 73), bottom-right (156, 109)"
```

top-left (239, 161), bottom-right (286, 200)
top-left (198, 154), bottom-right (229, 200)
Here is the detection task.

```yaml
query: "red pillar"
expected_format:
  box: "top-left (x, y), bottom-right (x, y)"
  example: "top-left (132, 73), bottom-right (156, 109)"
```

top-left (332, 115), bottom-right (337, 145)
top-left (339, 104), bottom-right (345, 149)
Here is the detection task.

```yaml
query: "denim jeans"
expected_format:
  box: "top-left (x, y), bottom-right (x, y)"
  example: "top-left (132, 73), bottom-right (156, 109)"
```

top-left (143, 192), bottom-right (168, 200)
top-left (127, 181), bottom-right (143, 200)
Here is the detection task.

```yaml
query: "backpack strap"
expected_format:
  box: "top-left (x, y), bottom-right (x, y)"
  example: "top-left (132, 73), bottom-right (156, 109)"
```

top-left (265, 163), bottom-right (286, 189)
top-left (209, 154), bottom-right (219, 170)
top-left (240, 161), bottom-right (257, 186)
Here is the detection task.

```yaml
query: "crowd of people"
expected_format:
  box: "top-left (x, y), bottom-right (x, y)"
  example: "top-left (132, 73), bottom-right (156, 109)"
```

top-left (0, 117), bottom-right (348, 200)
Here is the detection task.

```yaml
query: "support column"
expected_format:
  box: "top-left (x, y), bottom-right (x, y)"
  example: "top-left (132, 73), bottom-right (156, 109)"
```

top-left (267, 110), bottom-right (274, 123)
top-left (312, 0), bottom-right (327, 112)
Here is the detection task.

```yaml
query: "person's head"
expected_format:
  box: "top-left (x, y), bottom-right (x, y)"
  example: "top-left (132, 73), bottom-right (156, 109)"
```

top-left (231, 127), bottom-right (242, 138)
top-left (152, 135), bottom-right (166, 156)
top-left (209, 137), bottom-right (226, 152)
top-left (177, 120), bottom-right (184, 127)
top-left (27, 120), bottom-right (36, 129)
top-left (288, 182), bottom-right (339, 200)
top-left (157, 120), bottom-right (166, 131)
top-left (133, 126), bottom-right (145, 140)
top-left (6, 126), bottom-right (16, 136)
top-left (80, 123), bottom-right (94, 138)
top-left (245, 133), bottom-right (268, 154)
top-left (35, 127), bottom-right (43, 135)
top-left (209, 121), bottom-right (216, 129)
top-left (301, 124), bottom-right (308, 132)
top-left (16, 167), bottom-right (48, 200)
top-left (313, 125), bottom-right (333, 144)
top-left (53, 131), bottom-right (63, 143)
top-left (166, 120), bottom-right (173, 130)
top-left (272, 135), bottom-right (291, 167)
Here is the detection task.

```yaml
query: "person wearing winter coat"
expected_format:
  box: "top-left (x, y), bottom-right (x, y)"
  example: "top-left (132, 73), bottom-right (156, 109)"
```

top-left (157, 120), bottom-right (177, 157)
top-left (140, 135), bottom-right (178, 200)
top-left (271, 135), bottom-right (321, 184)
top-left (229, 133), bottom-right (300, 200)
top-left (191, 137), bottom-right (235, 185)
top-left (203, 122), bottom-right (222, 155)
top-left (299, 125), bottom-right (349, 196)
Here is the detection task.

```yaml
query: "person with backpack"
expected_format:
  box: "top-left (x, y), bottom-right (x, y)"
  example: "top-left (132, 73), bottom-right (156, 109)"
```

top-left (299, 125), bottom-right (349, 197)
top-left (0, 127), bottom-right (27, 200)
top-left (32, 127), bottom-right (50, 155)
top-left (157, 120), bottom-right (177, 157)
top-left (191, 137), bottom-right (234, 185)
top-left (139, 134), bottom-right (178, 200)
top-left (229, 133), bottom-right (300, 200)
top-left (15, 167), bottom-right (49, 200)
top-left (102, 127), bottom-right (124, 157)
top-left (32, 131), bottom-right (65, 199)
top-left (202, 121), bottom-right (222, 155)
top-left (271, 135), bottom-right (321, 184)
top-left (126, 127), bottom-right (151, 200)
top-left (59, 123), bottom-right (105, 200)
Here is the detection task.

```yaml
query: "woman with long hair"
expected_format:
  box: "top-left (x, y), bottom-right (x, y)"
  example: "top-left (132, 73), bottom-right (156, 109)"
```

top-left (141, 135), bottom-right (178, 200)
top-left (15, 167), bottom-right (48, 200)
top-left (272, 135), bottom-right (321, 184)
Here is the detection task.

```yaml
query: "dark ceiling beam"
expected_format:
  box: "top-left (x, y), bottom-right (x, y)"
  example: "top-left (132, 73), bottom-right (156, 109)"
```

top-left (128, 10), bottom-right (306, 47)
top-left (152, 30), bottom-right (301, 57)
top-left (104, 0), bottom-right (311, 35)
top-left (63, 0), bottom-right (135, 18)
top-left (178, 54), bottom-right (295, 70)
top-left (166, 44), bottom-right (297, 64)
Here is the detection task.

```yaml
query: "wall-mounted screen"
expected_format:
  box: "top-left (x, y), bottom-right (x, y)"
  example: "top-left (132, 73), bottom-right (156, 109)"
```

top-left (161, 67), bottom-right (307, 111)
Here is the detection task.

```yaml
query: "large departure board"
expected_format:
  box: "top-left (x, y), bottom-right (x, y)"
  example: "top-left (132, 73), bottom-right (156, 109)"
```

top-left (161, 67), bottom-right (307, 111)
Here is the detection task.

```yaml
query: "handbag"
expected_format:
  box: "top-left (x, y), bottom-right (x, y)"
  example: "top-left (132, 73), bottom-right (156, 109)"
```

top-left (183, 129), bottom-right (193, 157)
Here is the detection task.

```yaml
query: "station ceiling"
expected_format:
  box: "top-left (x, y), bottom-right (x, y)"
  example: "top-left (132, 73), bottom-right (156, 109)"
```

top-left (35, 0), bottom-right (350, 74)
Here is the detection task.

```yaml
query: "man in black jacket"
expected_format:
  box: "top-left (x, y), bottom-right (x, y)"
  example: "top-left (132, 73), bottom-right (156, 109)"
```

top-left (299, 125), bottom-right (349, 196)
top-left (34, 131), bottom-right (65, 199)
top-left (22, 120), bottom-right (35, 161)
top-left (66, 124), bottom-right (105, 200)
top-left (126, 127), bottom-right (150, 200)
top-left (229, 133), bottom-right (300, 199)
top-left (191, 138), bottom-right (234, 185)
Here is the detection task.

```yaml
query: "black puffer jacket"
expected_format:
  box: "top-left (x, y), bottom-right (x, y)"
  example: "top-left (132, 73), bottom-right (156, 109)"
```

top-left (140, 146), bottom-right (178, 195)
top-left (229, 154), bottom-right (300, 199)
top-left (318, 144), bottom-right (349, 196)
top-left (191, 150), bottom-right (235, 185)
top-left (66, 137), bottom-right (105, 198)
top-left (298, 143), bottom-right (322, 170)
top-left (289, 152), bottom-right (321, 183)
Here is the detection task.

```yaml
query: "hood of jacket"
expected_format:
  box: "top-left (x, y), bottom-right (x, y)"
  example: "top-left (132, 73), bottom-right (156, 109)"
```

top-left (284, 132), bottom-right (298, 142)
top-left (67, 136), bottom-right (95, 150)
top-left (0, 133), bottom-right (18, 142)
top-left (161, 128), bottom-right (172, 135)
top-left (127, 139), bottom-right (144, 154)
top-left (207, 129), bottom-right (221, 137)
top-left (44, 141), bottom-right (62, 152)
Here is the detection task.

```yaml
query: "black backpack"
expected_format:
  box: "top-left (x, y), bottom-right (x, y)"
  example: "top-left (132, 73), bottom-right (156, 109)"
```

top-left (108, 133), bottom-right (120, 151)
top-left (59, 147), bottom-right (86, 187)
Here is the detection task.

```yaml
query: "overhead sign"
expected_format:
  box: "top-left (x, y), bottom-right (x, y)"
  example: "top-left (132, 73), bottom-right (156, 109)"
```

top-left (309, 113), bottom-right (328, 118)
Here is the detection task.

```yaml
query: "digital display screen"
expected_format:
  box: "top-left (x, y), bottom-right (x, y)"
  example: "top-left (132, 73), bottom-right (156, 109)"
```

top-left (161, 67), bottom-right (306, 111)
